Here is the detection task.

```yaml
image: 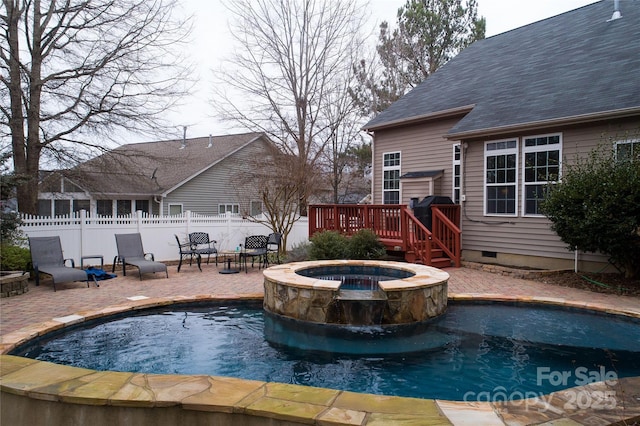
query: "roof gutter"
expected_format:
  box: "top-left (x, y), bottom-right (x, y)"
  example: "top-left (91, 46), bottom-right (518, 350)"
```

top-left (445, 107), bottom-right (640, 140)
top-left (363, 104), bottom-right (475, 132)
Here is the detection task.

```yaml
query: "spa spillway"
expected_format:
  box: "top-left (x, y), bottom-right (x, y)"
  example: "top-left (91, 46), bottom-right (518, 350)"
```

top-left (262, 260), bottom-right (449, 325)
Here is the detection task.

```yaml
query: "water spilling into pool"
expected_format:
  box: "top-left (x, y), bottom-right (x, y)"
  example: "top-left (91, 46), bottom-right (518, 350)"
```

top-left (12, 301), bottom-right (640, 401)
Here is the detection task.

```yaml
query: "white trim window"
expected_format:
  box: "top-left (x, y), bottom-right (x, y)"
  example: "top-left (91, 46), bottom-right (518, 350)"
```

top-left (382, 152), bottom-right (401, 204)
top-left (250, 200), bottom-right (263, 216)
top-left (485, 139), bottom-right (518, 216)
top-left (218, 203), bottom-right (239, 215)
top-left (452, 143), bottom-right (461, 203)
top-left (168, 204), bottom-right (183, 215)
top-left (523, 134), bottom-right (561, 216)
top-left (615, 139), bottom-right (639, 162)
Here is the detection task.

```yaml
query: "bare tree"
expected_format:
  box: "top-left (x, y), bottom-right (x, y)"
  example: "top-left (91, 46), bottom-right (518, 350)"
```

top-left (233, 146), bottom-right (322, 255)
top-left (0, 0), bottom-right (193, 214)
top-left (212, 0), bottom-right (367, 217)
top-left (320, 75), bottom-right (368, 204)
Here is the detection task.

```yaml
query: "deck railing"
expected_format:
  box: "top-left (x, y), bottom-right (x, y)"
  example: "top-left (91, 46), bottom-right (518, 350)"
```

top-left (308, 204), bottom-right (461, 267)
top-left (431, 207), bottom-right (462, 267)
top-left (403, 208), bottom-right (432, 265)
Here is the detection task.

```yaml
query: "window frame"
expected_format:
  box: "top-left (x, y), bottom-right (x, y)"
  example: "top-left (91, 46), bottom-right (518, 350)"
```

top-left (168, 203), bottom-right (183, 216)
top-left (484, 138), bottom-right (518, 217)
top-left (382, 151), bottom-right (401, 204)
top-left (116, 199), bottom-right (132, 217)
top-left (72, 199), bottom-right (90, 214)
top-left (250, 200), bottom-right (263, 216)
top-left (96, 200), bottom-right (113, 217)
top-left (452, 143), bottom-right (461, 203)
top-left (135, 199), bottom-right (150, 215)
top-left (218, 203), bottom-right (239, 215)
top-left (522, 133), bottom-right (562, 217)
top-left (615, 139), bottom-right (639, 162)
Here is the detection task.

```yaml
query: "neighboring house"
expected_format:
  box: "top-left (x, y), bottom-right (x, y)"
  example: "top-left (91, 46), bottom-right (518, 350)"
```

top-left (363, 1), bottom-right (640, 272)
top-left (38, 132), bottom-right (278, 217)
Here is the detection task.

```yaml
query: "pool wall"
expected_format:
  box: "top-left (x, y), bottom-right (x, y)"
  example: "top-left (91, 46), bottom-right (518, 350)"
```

top-left (263, 260), bottom-right (450, 325)
top-left (2, 295), bottom-right (640, 425)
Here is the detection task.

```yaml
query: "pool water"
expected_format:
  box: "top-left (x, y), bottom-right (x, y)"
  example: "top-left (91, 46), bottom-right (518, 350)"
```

top-left (12, 301), bottom-right (640, 401)
top-left (296, 265), bottom-right (414, 291)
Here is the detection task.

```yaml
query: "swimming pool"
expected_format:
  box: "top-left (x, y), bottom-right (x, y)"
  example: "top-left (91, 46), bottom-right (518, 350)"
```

top-left (11, 300), bottom-right (640, 401)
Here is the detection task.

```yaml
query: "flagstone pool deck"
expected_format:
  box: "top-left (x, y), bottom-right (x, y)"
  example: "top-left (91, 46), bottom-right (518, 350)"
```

top-left (1, 262), bottom-right (639, 426)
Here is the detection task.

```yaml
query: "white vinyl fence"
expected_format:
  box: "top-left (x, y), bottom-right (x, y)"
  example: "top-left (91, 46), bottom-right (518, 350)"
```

top-left (18, 210), bottom-right (309, 266)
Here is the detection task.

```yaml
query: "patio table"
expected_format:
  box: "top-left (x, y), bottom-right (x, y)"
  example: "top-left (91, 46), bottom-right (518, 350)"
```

top-left (217, 250), bottom-right (240, 274)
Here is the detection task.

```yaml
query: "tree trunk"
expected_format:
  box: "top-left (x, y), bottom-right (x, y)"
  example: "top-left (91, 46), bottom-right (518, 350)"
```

top-left (5, 1), bottom-right (37, 214)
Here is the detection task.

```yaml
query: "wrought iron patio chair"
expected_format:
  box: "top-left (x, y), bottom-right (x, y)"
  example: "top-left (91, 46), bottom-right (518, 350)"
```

top-left (175, 234), bottom-right (201, 272)
top-left (28, 236), bottom-right (97, 291)
top-left (112, 233), bottom-right (168, 280)
top-left (266, 232), bottom-right (282, 264)
top-left (240, 235), bottom-right (268, 273)
top-left (188, 232), bottom-right (218, 266)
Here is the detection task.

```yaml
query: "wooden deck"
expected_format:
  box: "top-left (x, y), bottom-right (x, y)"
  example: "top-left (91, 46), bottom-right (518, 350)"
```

top-left (308, 204), bottom-right (461, 268)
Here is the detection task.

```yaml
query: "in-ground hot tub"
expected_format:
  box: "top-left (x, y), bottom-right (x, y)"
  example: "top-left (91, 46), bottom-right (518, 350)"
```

top-left (262, 260), bottom-right (449, 325)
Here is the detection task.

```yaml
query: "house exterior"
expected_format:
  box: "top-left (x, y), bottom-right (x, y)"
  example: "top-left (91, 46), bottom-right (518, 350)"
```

top-left (38, 132), bottom-right (277, 217)
top-left (363, 1), bottom-right (640, 272)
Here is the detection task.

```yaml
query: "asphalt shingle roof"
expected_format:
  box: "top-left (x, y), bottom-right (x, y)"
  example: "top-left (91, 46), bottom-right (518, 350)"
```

top-left (364, 1), bottom-right (640, 136)
top-left (73, 132), bottom-right (266, 196)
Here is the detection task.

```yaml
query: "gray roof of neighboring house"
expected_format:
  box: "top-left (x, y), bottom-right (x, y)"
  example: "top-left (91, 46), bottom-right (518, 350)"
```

top-left (364, 1), bottom-right (640, 136)
top-left (67, 132), bottom-right (269, 197)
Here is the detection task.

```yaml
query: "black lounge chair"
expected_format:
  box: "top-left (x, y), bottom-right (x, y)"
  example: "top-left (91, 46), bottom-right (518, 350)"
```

top-left (29, 236), bottom-right (97, 291)
top-left (113, 233), bottom-right (168, 280)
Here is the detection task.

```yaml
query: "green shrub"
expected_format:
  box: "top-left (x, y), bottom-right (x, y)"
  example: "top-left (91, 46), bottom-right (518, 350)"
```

top-left (309, 231), bottom-right (348, 260)
top-left (541, 144), bottom-right (640, 278)
top-left (0, 244), bottom-right (31, 271)
top-left (284, 241), bottom-right (311, 262)
top-left (347, 229), bottom-right (386, 260)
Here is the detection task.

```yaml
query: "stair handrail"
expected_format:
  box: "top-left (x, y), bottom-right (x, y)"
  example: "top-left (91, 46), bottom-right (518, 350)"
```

top-left (431, 207), bottom-right (462, 267)
top-left (402, 208), bottom-right (433, 266)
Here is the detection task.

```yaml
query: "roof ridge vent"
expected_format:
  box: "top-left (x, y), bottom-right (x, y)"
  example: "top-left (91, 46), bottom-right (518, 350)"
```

top-left (608, 0), bottom-right (622, 21)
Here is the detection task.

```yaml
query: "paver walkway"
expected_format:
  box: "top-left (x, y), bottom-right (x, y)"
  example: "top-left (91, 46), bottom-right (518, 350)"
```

top-left (2, 263), bottom-right (638, 335)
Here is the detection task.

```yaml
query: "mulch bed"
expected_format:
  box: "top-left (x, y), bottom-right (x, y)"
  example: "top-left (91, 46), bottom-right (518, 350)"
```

top-left (533, 271), bottom-right (640, 297)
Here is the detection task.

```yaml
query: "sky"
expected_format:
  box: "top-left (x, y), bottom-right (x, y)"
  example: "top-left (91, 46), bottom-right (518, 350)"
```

top-left (162, 0), bottom-right (601, 142)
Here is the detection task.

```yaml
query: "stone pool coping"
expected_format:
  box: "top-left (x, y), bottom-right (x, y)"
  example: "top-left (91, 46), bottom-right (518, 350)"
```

top-left (263, 259), bottom-right (451, 291)
top-left (2, 293), bottom-right (640, 426)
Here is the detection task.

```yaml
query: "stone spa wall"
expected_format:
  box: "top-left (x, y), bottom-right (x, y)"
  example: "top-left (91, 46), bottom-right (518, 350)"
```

top-left (262, 260), bottom-right (450, 325)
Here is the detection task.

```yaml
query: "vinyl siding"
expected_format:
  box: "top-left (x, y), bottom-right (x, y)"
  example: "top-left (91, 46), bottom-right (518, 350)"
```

top-left (372, 118), bottom-right (461, 205)
top-left (461, 119), bottom-right (640, 263)
top-left (372, 116), bottom-right (639, 265)
top-left (162, 139), bottom-right (272, 215)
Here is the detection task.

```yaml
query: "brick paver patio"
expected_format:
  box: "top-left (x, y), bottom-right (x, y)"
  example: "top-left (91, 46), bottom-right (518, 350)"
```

top-left (2, 263), bottom-right (638, 335)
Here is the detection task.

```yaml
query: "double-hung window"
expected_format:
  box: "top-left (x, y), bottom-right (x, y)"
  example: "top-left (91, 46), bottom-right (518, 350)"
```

top-left (382, 152), bottom-right (401, 204)
top-left (485, 140), bottom-right (518, 215)
top-left (523, 134), bottom-right (561, 216)
top-left (615, 139), bottom-right (639, 162)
